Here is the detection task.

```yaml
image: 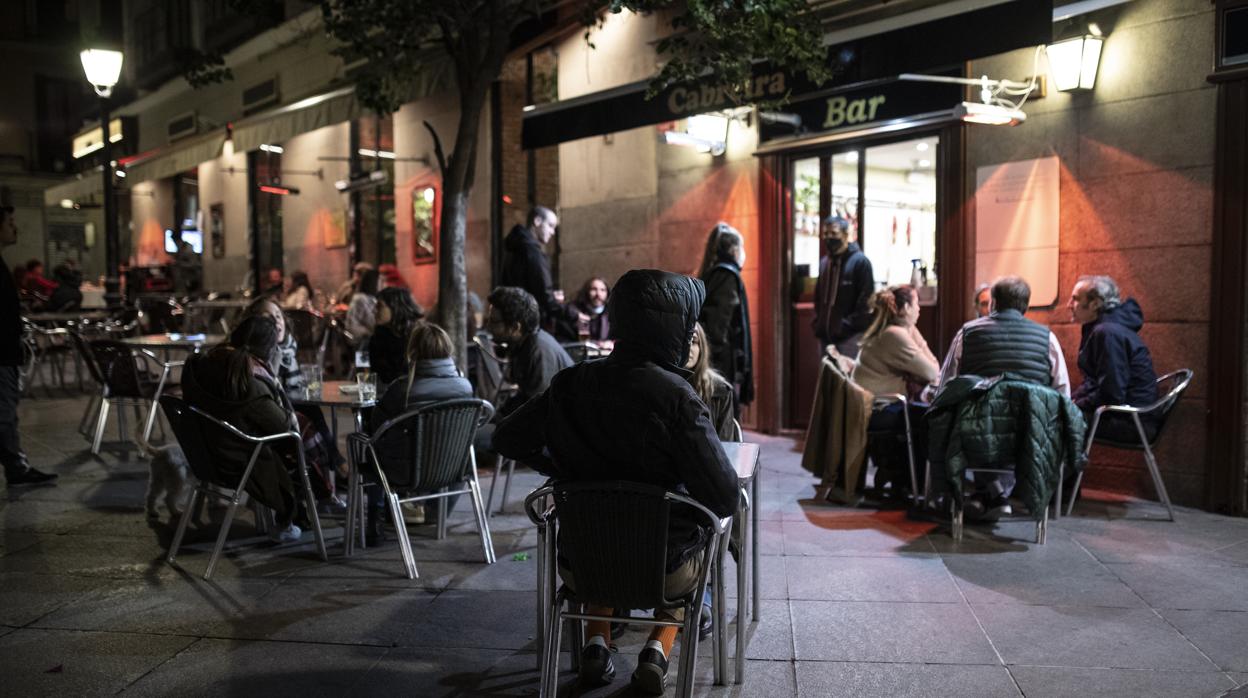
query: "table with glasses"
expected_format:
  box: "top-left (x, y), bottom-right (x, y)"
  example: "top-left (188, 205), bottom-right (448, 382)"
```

top-left (289, 378), bottom-right (377, 553)
top-left (24, 311), bottom-right (113, 326)
top-left (120, 333), bottom-right (225, 350)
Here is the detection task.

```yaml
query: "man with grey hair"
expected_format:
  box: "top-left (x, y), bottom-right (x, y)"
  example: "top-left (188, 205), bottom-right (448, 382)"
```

top-left (1068, 275), bottom-right (1158, 441)
top-left (934, 275), bottom-right (1069, 518)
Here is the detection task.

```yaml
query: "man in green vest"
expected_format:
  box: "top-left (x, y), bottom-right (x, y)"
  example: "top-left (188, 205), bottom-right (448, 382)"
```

top-left (935, 275), bottom-right (1070, 519)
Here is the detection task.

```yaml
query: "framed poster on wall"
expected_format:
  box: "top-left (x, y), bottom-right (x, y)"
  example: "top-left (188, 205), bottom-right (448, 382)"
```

top-left (411, 179), bottom-right (441, 265)
top-left (209, 203), bottom-right (225, 258)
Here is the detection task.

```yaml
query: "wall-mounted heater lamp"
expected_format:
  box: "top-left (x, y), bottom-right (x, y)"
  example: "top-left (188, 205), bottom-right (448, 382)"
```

top-left (1046, 34), bottom-right (1104, 91)
top-left (899, 72), bottom-right (1034, 126)
top-left (663, 113), bottom-right (730, 155)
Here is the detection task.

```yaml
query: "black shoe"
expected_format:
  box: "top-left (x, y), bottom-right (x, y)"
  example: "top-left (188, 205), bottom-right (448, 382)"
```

top-left (698, 604), bottom-right (713, 640)
top-left (6, 467), bottom-right (58, 487)
top-left (631, 647), bottom-right (669, 695)
top-left (982, 496), bottom-right (1012, 522)
top-left (365, 507), bottom-right (386, 546)
top-left (577, 643), bottom-right (616, 688)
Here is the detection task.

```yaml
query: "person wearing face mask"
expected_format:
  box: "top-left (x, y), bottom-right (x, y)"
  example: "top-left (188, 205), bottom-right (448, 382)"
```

top-left (813, 216), bottom-right (875, 359)
top-left (698, 222), bottom-right (753, 410)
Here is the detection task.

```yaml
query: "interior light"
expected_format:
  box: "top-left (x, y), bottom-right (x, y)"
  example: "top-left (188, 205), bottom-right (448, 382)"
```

top-left (954, 101), bottom-right (1027, 126)
top-left (115, 169), bottom-right (126, 177)
top-left (259, 143), bottom-right (284, 153)
top-left (916, 142), bottom-right (929, 152)
top-left (80, 48), bottom-right (123, 97)
top-left (59, 199), bottom-right (74, 209)
top-left (845, 151), bottom-right (859, 163)
top-left (1046, 35), bottom-right (1104, 91)
top-left (918, 159), bottom-right (931, 168)
top-left (422, 187), bottom-right (436, 204)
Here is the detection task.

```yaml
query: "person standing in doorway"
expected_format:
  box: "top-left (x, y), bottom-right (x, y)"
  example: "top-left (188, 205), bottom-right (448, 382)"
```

top-left (812, 215), bottom-right (875, 358)
top-left (501, 205), bottom-right (570, 329)
top-left (0, 202), bottom-right (58, 487)
top-left (698, 223), bottom-right (753, 410)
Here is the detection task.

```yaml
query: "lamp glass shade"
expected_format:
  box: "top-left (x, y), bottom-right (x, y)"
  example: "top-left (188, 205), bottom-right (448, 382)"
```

top-left (1047, 36), bottom-right (1101, 91)
top-left (80, 49), bottom-right (124, 89)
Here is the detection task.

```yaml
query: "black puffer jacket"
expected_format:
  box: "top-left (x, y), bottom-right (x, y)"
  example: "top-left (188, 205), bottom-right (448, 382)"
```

top-left (1073, 299), bottom-right (1158, 411)
top-left (494, 269), bottom-right (739, 570)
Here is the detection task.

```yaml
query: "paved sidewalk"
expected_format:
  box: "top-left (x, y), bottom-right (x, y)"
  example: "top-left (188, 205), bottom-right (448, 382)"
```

top-left (2, 393), bottom-right (1247, 697)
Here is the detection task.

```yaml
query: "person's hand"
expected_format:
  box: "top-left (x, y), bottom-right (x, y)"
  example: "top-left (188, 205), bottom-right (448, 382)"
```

top-left (552, 289), bottom-right (565, 303)
top-left (577, 311), bottom-right (591, 324)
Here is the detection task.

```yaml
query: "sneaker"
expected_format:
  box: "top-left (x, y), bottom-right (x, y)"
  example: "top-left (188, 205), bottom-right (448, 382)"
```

top-left (6, 466), bottom-right (58, 487)
top-left (577, 642), bottom-right (616, 687)
top-left (631, 646), bottom-right (669, 695)
top-left (270, 523), bottom-right (302, 544)
top-left (982, 496), bottom-right (1012, 522)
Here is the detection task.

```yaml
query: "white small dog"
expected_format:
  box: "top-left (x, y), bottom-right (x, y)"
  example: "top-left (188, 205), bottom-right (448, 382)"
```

top-left (136, 434), bottom-right (192, 521)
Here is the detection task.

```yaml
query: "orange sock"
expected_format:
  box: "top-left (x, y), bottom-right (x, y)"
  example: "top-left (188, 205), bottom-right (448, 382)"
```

top-left (648, 625), bottom-right (679, 656)
top-left (585, 605), bottom-right (613, 644)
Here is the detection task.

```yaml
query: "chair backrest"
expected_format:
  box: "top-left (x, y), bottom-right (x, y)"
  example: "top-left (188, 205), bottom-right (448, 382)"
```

top-left (471, 334), bottom-right (510, 404)
top-left (550, 480), bottom-right (681, 611)
top-left (89, 340), bottom-right (147, 398)
top-left (370, 398), bottom-right (493, 492)
top-left (137, 296), bottom-right (183, 333)
top-left (69, 331), bottom-right (105, 384)
top-left (1145, 369), bottom-right (1193, 437)
top-left (160, 394), bottom-right (271, 489)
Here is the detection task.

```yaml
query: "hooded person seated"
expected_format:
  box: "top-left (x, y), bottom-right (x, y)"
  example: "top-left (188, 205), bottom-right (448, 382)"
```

top-left (493, 269), bottom-right (738, 695)
top-left (1068, 275), bottom-right (1159, 442)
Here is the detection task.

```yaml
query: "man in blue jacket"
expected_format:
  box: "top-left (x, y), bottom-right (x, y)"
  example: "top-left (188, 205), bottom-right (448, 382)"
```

top-left (1068, 275), bottom-right (1159, 442)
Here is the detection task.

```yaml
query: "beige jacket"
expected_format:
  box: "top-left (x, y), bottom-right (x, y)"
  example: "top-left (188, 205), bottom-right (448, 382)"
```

top-left (801, 354), bottom-right (873, 497)
top-left (852, 324), bottom-right (939, 398)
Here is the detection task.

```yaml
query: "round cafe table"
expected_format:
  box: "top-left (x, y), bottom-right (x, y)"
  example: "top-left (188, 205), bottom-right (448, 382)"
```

top-left (119, 333), bottom-right (225, 350)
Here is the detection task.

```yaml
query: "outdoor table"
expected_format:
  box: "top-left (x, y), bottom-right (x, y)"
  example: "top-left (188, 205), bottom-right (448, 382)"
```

top-left (24, 311), bottom-right (112, 325)
top-left (120, 332), bottom-right (225, 350)
top-left (720, 441), bottom-right (760, 685)
top-left (289, 380), bottom-right (376, 554)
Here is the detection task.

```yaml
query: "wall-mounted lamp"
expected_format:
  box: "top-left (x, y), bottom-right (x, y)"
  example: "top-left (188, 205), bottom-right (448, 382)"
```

top-left (663, 113), bottom-right (730, 155)
top-left (954, 101), bottom-right (1027, 126)
top-left (1046, 35), bottom-right (1104, 91)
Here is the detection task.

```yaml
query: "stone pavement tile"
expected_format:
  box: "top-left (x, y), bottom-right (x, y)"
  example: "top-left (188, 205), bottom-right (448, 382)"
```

top-left (394, 590), bottom-right (540, 652)
top-left (0, 627), bottom-right (197, 697)
top-left (1068, 517), bottom-right (1248, 565)
top-left (782, 510), bottom-right (937, 557)
top-left (1008, 666), bottom-right (1237, 698)
top-left (926, 530), bottom-right (1042, 555)
top-left (0, 532), bottom-right (170, 579)
top-left (1157, 609), bottom-right (1248, 671)
top-left (36, 576), bottom-right (280, 636)
top-left (785, 556), bottom-right (961, 603)
top-left (0, 572), bottom-right (107, 626)
top-left (221, 580), bottom-right (437, 645)
top-left (0, 624), bottom-right (15, 638)
top-left (0, 528), bottom-right (39, 557)
top-left (942, 541), bottom-right (1144, 608)
top-left (0, 498), bottom-right (104, 534)
top-left (1213, 540), bottom-right (1248, 565)
top-left (124, 638), bottom-right (389, 696)
top-left (691, 599), bottom-right (793, 661)
top-left (690, 657), bottom-right (797, 697)
top-left (353, 647), bottom-right (541, 697)
top-left (1234, 673), bottom-right (1248, 687)
top-left (974, 604), bottom-right (1217, 670)
top-left (790, 600), bottom-right (998, 664)
top-left (758, 493), bottom-right (810, 522)
top-left (796, 660), bottom-right (1018, 698)
top-left (724, 550), bottom-right (788, 601)
top-left (1107, 561), bottom-right (1248, 610)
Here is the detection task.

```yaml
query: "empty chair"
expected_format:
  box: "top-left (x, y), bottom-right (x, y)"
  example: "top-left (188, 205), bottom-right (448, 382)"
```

top-left (1064, 369), bottom-right (1192, 521)
top-left (472, 334), bottom-right (519, 515)
top-left (161, 395), bottom-right (328, 579)
top-left (87, 340), bottom-right (170, 454)
top-left (529, 481), bottom-right (730, 698)
top-left (345, 398), bottom-right (496, 578)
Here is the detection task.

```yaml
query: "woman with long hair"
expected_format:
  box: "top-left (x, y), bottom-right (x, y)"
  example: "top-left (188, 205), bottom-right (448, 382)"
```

top-left (686, 322), bottom-right (735, 441)
top-left (698, 222), bottom-right (753, 410)
top-left (851, 285), bottom-right (939, 493)
top-left (282, 271), bottom-right (315, 311)
top-left (369, 287), bottom-right (427, 385)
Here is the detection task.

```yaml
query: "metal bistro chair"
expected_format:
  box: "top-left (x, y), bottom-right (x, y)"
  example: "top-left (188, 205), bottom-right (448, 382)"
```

top-left (528, 481), bottom-right (731, 698)
top-left (161, 395), bottom-right (328, 579)
top-left (137, 295), bottom-right (184, 333)
top-left (345, 398), bottom-right (497, 579)
top-left (87, 340), bottom-right (180, 454)
top-left (866, 393), bottom-right (925, 504)
top-left (472, 334), bottom-right (520, 515)
top-left (1063, 369), bottom-right (1192, 521)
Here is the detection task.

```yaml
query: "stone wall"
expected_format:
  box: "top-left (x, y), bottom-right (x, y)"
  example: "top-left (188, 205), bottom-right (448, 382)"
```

top-left (968, 0), bottom-right (1215, 505)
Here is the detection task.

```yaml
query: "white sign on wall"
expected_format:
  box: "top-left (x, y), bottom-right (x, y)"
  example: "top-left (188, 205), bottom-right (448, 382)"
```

top-left (974, 156), bottom-right (1060, 307)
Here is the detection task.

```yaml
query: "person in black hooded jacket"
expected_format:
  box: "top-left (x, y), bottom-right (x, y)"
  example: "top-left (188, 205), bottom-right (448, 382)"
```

top-left (1068, 276), bottom-right (1159, 442)
top-left (494, 268), bottom-right (738, 694)
top-left (698, 222), bottom-right (753, 408)
top-left (500, 206), bottom-right (568, 328)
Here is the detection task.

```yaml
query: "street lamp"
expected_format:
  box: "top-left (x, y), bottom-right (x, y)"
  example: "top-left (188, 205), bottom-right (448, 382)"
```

top-left (80, 48), bottom-right (124, 307)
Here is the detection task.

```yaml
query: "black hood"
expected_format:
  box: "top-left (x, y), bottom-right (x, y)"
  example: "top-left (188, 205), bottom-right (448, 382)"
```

top-left (1100, 298), bottom-right (1145, 333)
top-left (608, 269), bottom-right (705, 369)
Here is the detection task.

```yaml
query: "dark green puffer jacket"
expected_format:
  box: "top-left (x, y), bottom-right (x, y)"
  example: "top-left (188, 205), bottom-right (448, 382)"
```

top-left (928, 376), bottom-right (1086, 519)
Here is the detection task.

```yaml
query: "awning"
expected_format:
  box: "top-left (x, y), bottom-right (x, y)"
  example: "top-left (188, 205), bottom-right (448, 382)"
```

top-left (43, 172), bottom-right (104, 207)
top-left (232, 85), bottom-right (360, 154)
top-left (522, 0), bottom-right (1052, 149)
top-left (124, 130), bottom-right (228, 184)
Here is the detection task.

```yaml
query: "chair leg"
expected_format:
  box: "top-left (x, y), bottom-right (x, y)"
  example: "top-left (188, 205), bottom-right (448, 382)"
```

top-left (1036, 500), bottom-right (1048, 545)
top-left (116, 403), bottom-right (128, 449)
top-left (91, 398), bottom-right (111, 455)
top-left (166, 488), bottom-right (200, 564)
top-left (951, 503), bottom-right (964, 542)
top-left (436, 488), bottom-right (448, 541)
top-left (389, 492), bottom-right (418, 579)
top-left (298, 462), bottom-right (329, 562)
top-left (205, 495), bottom-right (243, 580)
top-left (1053, 462), bottom-right (1063, 522)
top-left (1136, 414), bottom-right (1176, 521)
top-left (1067, 411), bottom-right (1103, 516)
top-left (677, 600), bottom-right (701, 698)
top-left (541, 592), bottom-right (565, 698)
top-left (468, 473), bottom-right (496, 564)
top-left (344, 461), bottom-right (359, 557)
top-left (713, 537), bottom-right (728, 686)
top-left (78, 392), bottom-right (100, 437)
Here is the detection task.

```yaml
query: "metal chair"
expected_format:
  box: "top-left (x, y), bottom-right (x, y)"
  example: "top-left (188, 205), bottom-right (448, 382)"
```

top-left (472, 334), bottom-right (520, 515)
top-left (1063, 369), bottom-right (1192, 521)
top-left (345, 398), bottom-right (496, 578)
top-left (866, 393), bottom-right (923, 502)
top-left (87, 340), bottom-right (179, 454)
top-left (136, 295), bottom-right (184, 333)
top-left (528, 481), bottom-right (730, 698)
top-left (161, 395), bottom-right (328, 579)
top-left (950, 466), bottom-right (1049, 544)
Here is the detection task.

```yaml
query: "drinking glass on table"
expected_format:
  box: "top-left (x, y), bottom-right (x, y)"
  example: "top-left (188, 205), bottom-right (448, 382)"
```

top-left (299, 364), bottom-right (323, 399)
top-left (355, 370), bottom-right (377, 402)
